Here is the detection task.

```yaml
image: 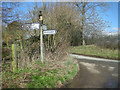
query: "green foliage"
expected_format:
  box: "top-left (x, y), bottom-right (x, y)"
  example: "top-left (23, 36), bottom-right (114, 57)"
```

top-left (2, 59), bottom-right (79, 88)
top-left (70, 30), bottom-right (83, 46)
top-left (27, 71), bottom-right (57, 88)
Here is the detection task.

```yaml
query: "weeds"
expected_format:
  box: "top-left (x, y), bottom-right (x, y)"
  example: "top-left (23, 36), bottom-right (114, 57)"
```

top-left (2, 58), bottom-right (79, 88)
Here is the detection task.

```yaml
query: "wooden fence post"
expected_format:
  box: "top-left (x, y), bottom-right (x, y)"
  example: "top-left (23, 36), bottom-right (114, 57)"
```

top-left (12, 44), bottom-right (17, 72)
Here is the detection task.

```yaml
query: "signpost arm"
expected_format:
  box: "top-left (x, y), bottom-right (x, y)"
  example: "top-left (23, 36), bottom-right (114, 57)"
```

top-left (39, 11), bottom-right (43, 63)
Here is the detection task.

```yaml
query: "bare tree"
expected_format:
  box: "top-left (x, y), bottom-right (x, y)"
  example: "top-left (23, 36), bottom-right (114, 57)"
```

top-left (2, 2), bottom-right (21, 24)
top-left (21, 2), bottom-right (81, 62)
top-left (74, 2), bottom-right (110, 45)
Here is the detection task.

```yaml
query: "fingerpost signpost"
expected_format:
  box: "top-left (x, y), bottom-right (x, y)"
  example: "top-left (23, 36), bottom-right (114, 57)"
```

top-left (21, 11), bottom-right (57, 63)
top-left (39, 11), bottom-right (43, 63)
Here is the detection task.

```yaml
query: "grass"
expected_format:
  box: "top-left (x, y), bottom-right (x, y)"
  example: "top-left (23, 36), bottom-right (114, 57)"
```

top-left (70, 45), bottom-right (118, 60)
top-left (2, 57), bottom-right (79, 88)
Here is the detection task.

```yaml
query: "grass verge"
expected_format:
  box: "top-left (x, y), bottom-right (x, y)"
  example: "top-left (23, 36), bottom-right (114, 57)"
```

top-left (70, 45), bottom-right (118, 60)
top-left (2, 57), bottom-right (79, 88)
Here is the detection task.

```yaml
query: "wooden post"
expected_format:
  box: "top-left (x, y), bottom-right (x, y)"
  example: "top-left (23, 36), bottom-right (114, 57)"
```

top-left (39, 11), bottom-right (43, 63)
top-left (12, 44), bottom-right (17, 72)
top-left (40, 25), bottom-right (43, 63)
top-left (7, 37), bottom-right (8, 48)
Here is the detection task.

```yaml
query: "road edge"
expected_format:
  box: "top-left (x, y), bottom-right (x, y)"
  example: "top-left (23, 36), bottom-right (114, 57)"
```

top-left (70, 54), bottom-right (120, 63)
top-left (61, 59), bottom-right (80, 88)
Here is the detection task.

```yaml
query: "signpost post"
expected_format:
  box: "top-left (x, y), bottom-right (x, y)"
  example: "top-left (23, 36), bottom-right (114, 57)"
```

top-left (20, 11), bottom-right (57, 64)
top-left (39, 11), bottom-right (43, 63)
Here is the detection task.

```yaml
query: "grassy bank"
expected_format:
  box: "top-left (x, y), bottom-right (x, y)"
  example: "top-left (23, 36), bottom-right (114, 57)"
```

top-left (2, 57), bottom-right (79, 88)
top-left (71, 45), bottom-right (118, 60)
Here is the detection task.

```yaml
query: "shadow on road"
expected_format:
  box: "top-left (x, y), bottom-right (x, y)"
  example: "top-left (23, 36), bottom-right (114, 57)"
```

top-left (62, 59), bottom-right (118, 88)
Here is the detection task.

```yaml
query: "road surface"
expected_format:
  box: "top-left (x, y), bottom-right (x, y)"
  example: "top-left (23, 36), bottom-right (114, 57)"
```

top-left (63, 54), bottom-right (119, 88)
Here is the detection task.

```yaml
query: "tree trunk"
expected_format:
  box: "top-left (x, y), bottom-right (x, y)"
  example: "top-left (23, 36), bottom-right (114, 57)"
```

top-left (81, 17), bottom-right (85, 46)
top-left (7, 37), bottom-right (9, 48)
top-left (19, 32), bottom-right (23, 50)
top-left (81, 2), bottom-right (86, 46)
top-left (82, 31), bottom-right (85, 46)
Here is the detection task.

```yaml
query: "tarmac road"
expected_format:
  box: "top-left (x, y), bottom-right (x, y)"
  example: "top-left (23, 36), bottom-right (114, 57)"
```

top-left (63, 54), bottom-right (119, 88)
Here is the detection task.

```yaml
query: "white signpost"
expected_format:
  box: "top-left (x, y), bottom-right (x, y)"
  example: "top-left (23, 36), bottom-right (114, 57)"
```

top-left (21, 22), bottom-right (57, 64)
top-left (21, 23), bottom-right (47, 30)
top-left (21, 23), bottom-right (39, 30)
top-left (31, 23), bottom-right (39, 30)
top-left (43, 30), bottom-right (56, 35)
